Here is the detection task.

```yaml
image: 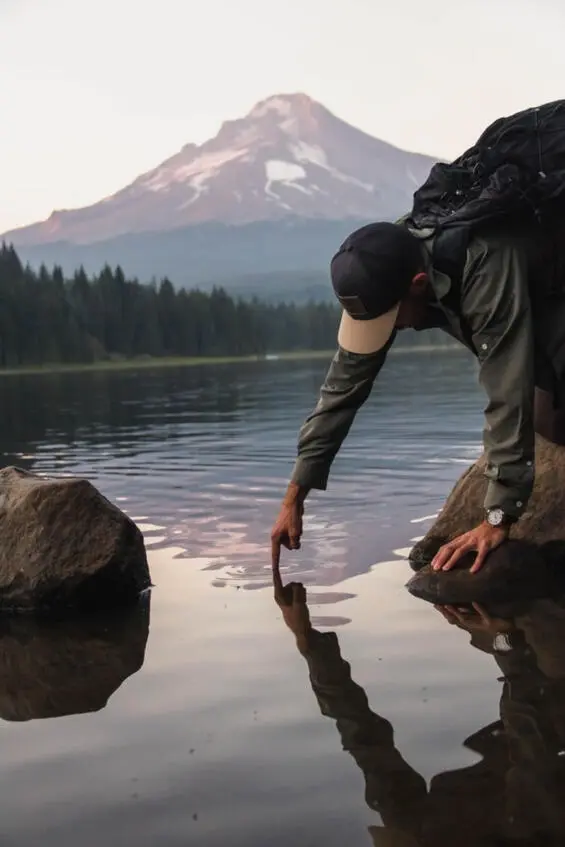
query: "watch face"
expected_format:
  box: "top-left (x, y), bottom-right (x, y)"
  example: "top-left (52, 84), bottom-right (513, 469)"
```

top-left (493, 633), bottom-right (512, 653)
top-left (488, 508), bottom-right (504, 527)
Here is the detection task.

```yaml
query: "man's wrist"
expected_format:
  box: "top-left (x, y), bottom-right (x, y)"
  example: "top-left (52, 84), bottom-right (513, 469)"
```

top-left (283, 482), bottom-right (310, 507)
top-left (484, 506), bottom-right (519, 529)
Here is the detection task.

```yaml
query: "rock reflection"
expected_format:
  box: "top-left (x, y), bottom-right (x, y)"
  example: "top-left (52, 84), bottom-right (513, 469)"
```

top-left (274, 568), bottom-right (565, 846)
top-left (0, 596), bottom-right (150, 722)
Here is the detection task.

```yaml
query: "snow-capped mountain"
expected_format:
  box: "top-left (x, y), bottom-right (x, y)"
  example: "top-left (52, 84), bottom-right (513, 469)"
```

top-left (4, 93), bottom-right (438, 247)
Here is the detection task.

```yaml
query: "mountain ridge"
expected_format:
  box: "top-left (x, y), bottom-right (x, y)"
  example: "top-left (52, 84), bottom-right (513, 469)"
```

top-left (2, 93), bottom-right (440, 296)
top-left (3, 93), bottom-right (438, 247)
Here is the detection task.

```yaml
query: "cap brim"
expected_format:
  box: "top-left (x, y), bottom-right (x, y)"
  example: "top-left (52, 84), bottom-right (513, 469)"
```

top-left (337, 304), bottom-right (399, 354)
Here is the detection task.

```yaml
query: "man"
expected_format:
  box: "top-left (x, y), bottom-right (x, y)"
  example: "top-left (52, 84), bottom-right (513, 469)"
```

top-left (271, 217), bottom-right (565, 574)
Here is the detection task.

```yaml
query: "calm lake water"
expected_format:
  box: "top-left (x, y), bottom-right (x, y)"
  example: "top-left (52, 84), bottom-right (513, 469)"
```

top-left (1, 349), bottom-right (565, 846)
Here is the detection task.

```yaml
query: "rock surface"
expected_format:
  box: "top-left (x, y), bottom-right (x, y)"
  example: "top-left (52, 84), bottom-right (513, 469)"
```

top-left (406, 540), bottom-right (564, 605)
top-left (0, 598), bottom-right (149, 721)
top-left (0, 466), bottom-right (150, 611)
top-left (410, 435), bottom-right (565, 568)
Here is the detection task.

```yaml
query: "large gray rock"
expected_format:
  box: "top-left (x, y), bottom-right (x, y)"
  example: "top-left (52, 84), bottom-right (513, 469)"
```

top-left (0, 598), bottom-right (149, 721)
top-left (406, 540), bottom-right (564, 605)
top-left (410, 435), bottom-right (565, 567)
top-left (0, 466), bottom-right (150, 611)
top-left (407, 436), bottom-right (565, 605)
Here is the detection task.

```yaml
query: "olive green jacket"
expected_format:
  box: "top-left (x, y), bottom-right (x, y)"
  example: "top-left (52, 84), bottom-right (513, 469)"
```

top-left (291, 225), bottom-right (538, 519)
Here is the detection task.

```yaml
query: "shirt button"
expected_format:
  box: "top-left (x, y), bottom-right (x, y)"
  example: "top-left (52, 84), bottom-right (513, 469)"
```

top-left (527, 461), bottom-right (532, 466)
top-left (481, 343), bottom-right (488, 351)
top-left (516, 501), bottom-right (523, 508)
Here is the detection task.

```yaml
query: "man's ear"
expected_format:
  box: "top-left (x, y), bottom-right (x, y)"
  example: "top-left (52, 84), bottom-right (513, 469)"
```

top-left (410, 272), bottom-right (429, 294)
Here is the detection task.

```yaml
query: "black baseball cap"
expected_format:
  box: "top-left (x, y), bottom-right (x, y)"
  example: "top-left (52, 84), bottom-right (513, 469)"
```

top-left (330, 222), bottom-right (423, 354)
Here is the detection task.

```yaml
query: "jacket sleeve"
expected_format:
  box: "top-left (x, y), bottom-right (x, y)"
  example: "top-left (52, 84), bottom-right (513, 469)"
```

top-left (290, 339), bottom-right (392, 490)
top-left (299, 628), bottom-right (427, 823)
top-left (460, 236), bottom-right (535, 519)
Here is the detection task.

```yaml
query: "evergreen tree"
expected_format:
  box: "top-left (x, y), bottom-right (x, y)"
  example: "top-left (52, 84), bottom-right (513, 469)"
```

top-left (0, 244), bottom-right (455, 367)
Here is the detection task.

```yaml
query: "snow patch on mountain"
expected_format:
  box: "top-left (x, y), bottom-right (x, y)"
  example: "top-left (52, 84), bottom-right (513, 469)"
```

top-left (178, 172), bottom-right (212, 209)
top-left (290, 140), bottom-right (373, 192)
top-left (264, 160), bottom-right (312, 206)
top-left (290, 140), bottom-right (329, 168)
top-left (143, 148), bottom-right (249, 193)
top-left (265, 160), bottom-right (306, 183)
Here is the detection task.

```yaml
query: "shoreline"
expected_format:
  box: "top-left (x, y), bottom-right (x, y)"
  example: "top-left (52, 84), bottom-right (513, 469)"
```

top-left (0, 344), bottom-right (463, 377)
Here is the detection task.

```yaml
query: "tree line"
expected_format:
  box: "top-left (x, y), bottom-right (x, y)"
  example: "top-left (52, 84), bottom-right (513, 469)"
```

top-left (0, 243), bottom-right (453, 367)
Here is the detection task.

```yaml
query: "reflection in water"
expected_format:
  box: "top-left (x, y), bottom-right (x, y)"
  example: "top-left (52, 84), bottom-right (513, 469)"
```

top-left (0, 352), bottom-right (481, 596)
top-left (275, 569), bottom-right (565, 846)
top-left (0, 596), bottom-right (150, 722)
top-left (2, 355), bottom-right (563, 846)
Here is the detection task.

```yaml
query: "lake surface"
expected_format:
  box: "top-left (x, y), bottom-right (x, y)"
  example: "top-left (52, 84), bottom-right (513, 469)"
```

top-left (1, 350), bottom-right (565, 846)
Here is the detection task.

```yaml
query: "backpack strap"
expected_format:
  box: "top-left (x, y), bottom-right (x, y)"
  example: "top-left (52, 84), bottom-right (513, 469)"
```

top-left (431, 225), bottom-right (470, 289)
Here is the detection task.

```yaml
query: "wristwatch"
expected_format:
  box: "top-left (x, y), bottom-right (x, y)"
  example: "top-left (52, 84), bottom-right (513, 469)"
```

top-left (485, 507), bottom-right (516, 528)
top-left (492, 632), bottom-right (513, 653)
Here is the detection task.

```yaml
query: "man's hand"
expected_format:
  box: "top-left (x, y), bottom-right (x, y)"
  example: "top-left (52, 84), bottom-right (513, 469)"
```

top-left (272, 565), bottom-right (312, 649)
top-left (271, 483), bottom-right (308, 569)
top-left (431, 521), bottom-right (509, 574)
top-left (435, 602), bottom-right (514, 637)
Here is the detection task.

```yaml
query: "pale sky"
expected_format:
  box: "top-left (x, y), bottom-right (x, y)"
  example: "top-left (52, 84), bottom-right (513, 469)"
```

top-left (2, 0), bottom-right (564, 232)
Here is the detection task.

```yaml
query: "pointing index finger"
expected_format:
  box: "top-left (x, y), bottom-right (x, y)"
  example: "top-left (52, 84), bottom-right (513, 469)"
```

top-left (271, 536), bottom-right (281, 571)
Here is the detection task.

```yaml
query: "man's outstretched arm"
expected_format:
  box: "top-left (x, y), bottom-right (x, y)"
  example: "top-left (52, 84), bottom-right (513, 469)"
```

top-left (290, 341), bottom-right (392, 492)
top-left (272, 339), bottom-right (392, 565)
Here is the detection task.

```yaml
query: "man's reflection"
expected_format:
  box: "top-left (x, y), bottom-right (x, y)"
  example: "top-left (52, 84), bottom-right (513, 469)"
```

top-left (274, 568), bottom-right (565, 846)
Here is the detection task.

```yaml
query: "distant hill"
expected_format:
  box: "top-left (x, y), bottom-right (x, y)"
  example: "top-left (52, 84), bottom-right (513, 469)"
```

top-left (8, 218), bottom-right (355, 295)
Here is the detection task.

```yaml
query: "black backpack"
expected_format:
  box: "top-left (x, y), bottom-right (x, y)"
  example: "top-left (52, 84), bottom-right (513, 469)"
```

top-left (408, 99), bottom-right (565, 289)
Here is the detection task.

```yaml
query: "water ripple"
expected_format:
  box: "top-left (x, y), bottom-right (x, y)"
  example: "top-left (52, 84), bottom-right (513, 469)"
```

top-left (0, 351), bottom-right (480, 595)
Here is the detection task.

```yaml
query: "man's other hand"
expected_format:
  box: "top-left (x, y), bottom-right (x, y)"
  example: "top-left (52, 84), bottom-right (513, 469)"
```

top-left (435, 602), bottom-right (515, 637)
top-left (431, 522), bottom-right (509, 574)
